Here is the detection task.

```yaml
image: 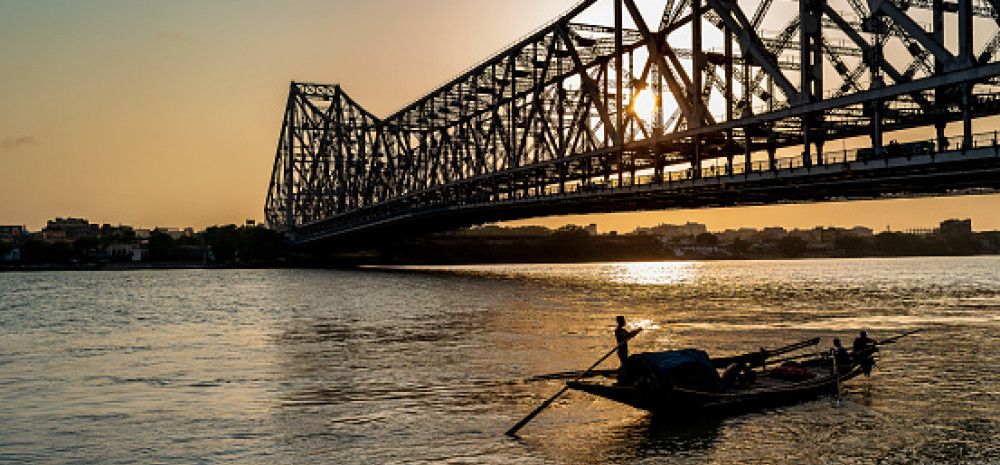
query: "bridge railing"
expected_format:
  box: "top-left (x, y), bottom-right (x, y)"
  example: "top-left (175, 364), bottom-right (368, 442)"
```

top-left (486, 128), bottom-right (1000, 204)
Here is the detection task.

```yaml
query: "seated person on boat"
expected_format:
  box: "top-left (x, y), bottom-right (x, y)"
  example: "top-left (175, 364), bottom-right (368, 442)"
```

top-left (832, 338), bottom-right (851, 370)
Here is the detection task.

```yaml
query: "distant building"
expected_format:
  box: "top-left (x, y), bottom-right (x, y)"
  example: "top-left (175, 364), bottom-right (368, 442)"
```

top-left (460, 225), bottom-right (553, 237)
top-left (0, 225), bottom-right (26, 242)
top-left (849, 226), bottom-right (874, 237)
top-left (759, 227), bottom-right (788, 240)
top-left (635, 222), bottom-right (707, 239)
top-left (155, 228), bottom-right (187, 240)
top-left (106, 243), bottom-right (147, 262)
top-left (790, 228), bottom-right (823, 243)
top-left (584, 224), bottom-right (598, 236)
top-left (42, 218), bottom-right (99, 242)
top-left (245, 219), bottom-right (257, 227)
top-left (939, 218), bottom-right (972, 236)
top-left (904, 227), bottom-right (935, 235)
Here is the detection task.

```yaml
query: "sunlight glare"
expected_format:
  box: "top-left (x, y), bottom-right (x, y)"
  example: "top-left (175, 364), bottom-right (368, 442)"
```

top-left (609, 261), bottom-right (699, 285)
top-left (629, 88), bottom-right (658, 124)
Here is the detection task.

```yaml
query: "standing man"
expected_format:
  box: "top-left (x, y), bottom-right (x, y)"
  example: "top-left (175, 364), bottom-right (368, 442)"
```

top-left (614, 316), bottom-right (643, 368)
top-left (852, 330), bottom-right (878, 376)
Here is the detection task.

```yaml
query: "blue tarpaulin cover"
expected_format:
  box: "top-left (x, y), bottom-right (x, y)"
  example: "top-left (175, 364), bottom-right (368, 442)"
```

top-left (624, 349), bottom-right (723, 392)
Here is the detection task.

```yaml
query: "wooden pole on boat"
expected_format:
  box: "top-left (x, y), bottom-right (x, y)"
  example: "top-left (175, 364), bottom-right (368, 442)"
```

top-left (830, 348), bottom-right (842, 406)
top-left (712, 337), bottom-right (821, 369)
top-left (876, 329), bottom-right (923, 346)
top-left (504, 329), bottom-right (643, 437)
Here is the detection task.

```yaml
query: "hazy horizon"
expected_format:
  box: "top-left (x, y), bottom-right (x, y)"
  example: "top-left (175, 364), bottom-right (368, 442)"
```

top-left (3, 0), bottom-right (998, 233)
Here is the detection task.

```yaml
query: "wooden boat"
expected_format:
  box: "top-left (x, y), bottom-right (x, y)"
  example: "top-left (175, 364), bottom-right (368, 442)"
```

top-left (567, 344), bottom-right (870, 417)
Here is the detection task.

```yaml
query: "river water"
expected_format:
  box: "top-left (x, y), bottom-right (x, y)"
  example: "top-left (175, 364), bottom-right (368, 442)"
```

top-left (1, 257), bottom-right (998, 464)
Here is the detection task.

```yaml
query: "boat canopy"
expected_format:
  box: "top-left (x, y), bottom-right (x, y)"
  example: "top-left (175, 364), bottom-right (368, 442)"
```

top-left (621, 349), bottom-right (723, 392)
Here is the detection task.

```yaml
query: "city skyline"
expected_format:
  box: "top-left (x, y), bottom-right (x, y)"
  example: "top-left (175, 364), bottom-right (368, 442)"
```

top-left (3, 211), bottom-right (990, 236)
top-left (2, 0), bottom-right (999, 232)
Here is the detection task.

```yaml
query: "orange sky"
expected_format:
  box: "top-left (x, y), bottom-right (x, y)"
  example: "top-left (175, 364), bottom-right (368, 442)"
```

top-left (1, 0), bottom-right (997, 232)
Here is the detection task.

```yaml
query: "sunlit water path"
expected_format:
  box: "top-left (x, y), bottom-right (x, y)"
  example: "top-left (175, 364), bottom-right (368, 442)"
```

top-left (2, 257), bottom-right (998, 464)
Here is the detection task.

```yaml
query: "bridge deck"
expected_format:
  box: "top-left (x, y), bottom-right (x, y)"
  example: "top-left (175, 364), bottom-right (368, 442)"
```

top-left (291, 142), bottom-right (1000, 247)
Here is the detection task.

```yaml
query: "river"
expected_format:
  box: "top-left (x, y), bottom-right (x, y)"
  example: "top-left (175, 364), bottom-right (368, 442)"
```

top-left (2, 257), bottom-right (998, 464)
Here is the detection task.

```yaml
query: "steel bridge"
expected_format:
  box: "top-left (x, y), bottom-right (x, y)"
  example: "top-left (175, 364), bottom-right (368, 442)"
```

top-left (266, 0), bottom-right (1000, 247)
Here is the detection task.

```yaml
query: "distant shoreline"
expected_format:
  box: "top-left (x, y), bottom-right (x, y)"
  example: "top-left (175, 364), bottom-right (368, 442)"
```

top-left (0, 262), bottom-right (283, 273)
top-left (3, 253), bottom-right (998, 272)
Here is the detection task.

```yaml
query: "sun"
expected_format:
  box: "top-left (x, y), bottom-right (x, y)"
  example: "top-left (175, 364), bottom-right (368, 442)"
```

top-left (629, 87), bottom-right (658, 125)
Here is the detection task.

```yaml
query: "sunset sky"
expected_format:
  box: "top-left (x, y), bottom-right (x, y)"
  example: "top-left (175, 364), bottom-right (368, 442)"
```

top-left (2, 0), bottom-right (998, 233)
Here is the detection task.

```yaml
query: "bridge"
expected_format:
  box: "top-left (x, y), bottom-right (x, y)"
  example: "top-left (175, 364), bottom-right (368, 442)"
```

top-left (266, 0), bottom-right (1000, 247)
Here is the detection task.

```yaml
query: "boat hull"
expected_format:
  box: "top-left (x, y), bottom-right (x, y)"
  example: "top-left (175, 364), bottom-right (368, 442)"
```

top-left (568, 366), bottom-right (864, 417)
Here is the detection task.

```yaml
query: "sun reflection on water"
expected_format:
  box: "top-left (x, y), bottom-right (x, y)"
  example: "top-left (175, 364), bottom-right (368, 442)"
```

top-left (606, 261), bottom-right (700, 285)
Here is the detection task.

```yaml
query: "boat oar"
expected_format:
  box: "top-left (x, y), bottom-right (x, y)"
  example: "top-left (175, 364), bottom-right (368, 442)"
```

top-left (768, 330), bottom-right (922, 366)
top-left (876, 329), bottom-right (923, 345)
top-left (768, 337), bottom-right (822, 356)
top-left (504, 329), bottom-right (643, 437)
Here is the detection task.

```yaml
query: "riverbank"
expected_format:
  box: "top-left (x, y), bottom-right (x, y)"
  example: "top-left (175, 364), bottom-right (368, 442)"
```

top-left (6, 251), bottom-right (1000, 272)
top-left (0, 262), bottom-right (286, 272)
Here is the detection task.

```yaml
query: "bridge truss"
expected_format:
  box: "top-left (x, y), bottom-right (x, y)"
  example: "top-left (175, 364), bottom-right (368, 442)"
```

top-left (266, 0), bottom-right (1000, 246)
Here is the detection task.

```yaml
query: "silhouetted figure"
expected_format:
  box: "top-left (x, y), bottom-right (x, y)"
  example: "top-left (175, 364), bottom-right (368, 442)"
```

top-left (832, 338), bottom-right (851, 370)
top-left (852, 331), bottom-right (878, 376)
top-left (614, 316), bottom-right (642, 368)
top-left (721, 361), bottom-right (756, 388)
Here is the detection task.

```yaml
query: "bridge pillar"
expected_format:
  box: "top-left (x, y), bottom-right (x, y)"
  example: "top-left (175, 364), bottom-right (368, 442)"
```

top-left (933, 0), bottom-right (948, 152)
top-left (725, 27), bottom-right (735, 175)
top-left (963, 83), bottom-right (974, 149)
top-left (868, 15), bottom-right (885, 156)
top-left (743, 58), bottom-right (753, 174)
top-left (959, 0), bottom-right (972, 150)
top-left (957, 0), bottom-right (973, 67)
top-left (283, 87), bottom-right (296, 232)
top-left (691, 0), bottom-right (704, 179)
top-left (767, 131), bottom-right (777, 171)
top-left (800, 0), bottom-right (824, 168)
top-left (654, 150), bottom-right (664, 182)
top-left (691, 136), bottom-right (702, 179)
top-left (559, 164), bottom-right (566, 194)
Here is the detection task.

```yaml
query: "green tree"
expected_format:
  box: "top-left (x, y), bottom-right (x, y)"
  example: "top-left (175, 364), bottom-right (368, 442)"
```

top-left (695, 232), bottom-right (719, 247)
top-left (73, 237), bottom-right (99, 258)
top-left (776, 236), bottom-right (808, 258)
top-left (834, 235), bottom-right (868, 256)
top-left (202, 225), bottom-right (286, 264)
top-left (203, 225), bottom-right (240, 263)
top-left (98, 227), bottom-right (136, 249)
top-left (235, 227), bottom-right (285, 263)
top-left (728, 238), bottom-right (752, 257)
top-left (872, 232), bottom-right (925, 256)
top-left (148, 230), bottom-right (180, 261)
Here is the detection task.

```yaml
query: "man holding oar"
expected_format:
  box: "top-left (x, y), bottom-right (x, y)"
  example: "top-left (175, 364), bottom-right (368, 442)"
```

top-left (505, 317), bottom-right (645, 437)
top-left (614, 316), bottom-right (643, 370)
